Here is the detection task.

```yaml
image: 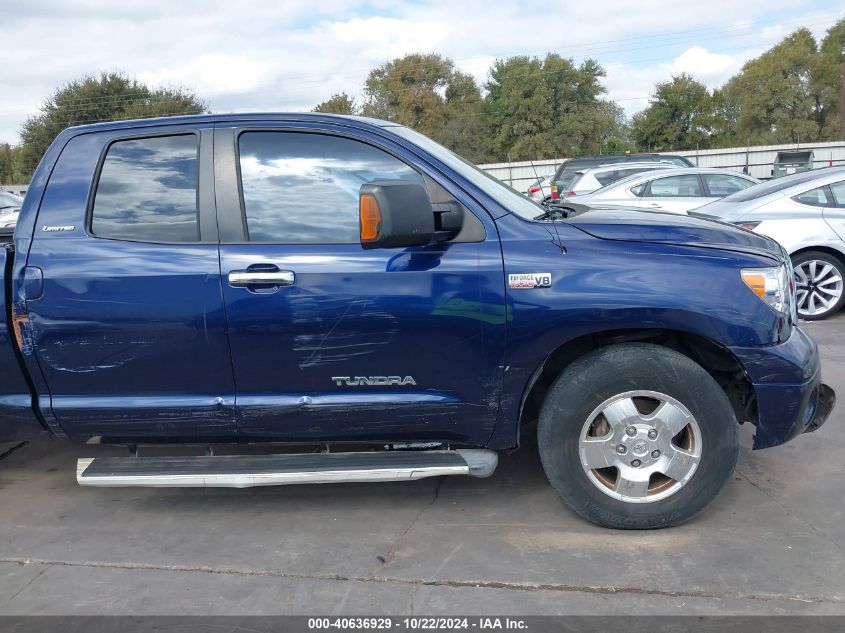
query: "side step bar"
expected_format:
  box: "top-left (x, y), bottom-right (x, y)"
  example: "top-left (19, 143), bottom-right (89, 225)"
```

top-left (77, 449), bottom-right (498, 488)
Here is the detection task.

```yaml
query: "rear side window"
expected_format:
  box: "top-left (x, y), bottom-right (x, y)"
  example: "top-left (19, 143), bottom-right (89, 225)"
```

top-left (238, 132), bottom-right (424, 243)
top-left (793, 186), bottom-right (831, 207)
top-left (594, 171), bottom-right (620, 187)
top-left (829, 181), bottom-right (845, 208)
top-left (91, 135), bottom-right (199, 242)
top-left (703, 174), bottom-right (754, 197)
top-left (617, 167), bottom-right (654, 180)
top-left (646, 174), bottom-right (703, 197)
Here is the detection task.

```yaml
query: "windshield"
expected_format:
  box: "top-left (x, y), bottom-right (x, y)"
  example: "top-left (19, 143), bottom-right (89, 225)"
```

top-left (391, 126), bottom-right (543, 220)
top-left (724, 170), bottom-right (829, 202)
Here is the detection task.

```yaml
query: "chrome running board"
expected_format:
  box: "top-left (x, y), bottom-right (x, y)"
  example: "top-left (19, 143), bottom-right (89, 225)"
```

top-left (76, 449), bottom-right (498, 488)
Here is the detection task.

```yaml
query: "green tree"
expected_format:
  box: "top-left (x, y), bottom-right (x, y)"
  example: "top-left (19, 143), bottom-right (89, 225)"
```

top-left (814, 18), bottom-right (845, 139)
top-left (313, 92), bottom-right (358, 115)
top-left (19, 71), bottom-right (206, 178)
top-left (360, 53), bottom-right (487, 161)
top-left (481, 53), bottom-right (619, 161)
top-left (631, 74), bottom-right (716, 151)
top-left (719, 29), bottom-right (823, 144)
top-left (0, 144), bottom-right (28, 185)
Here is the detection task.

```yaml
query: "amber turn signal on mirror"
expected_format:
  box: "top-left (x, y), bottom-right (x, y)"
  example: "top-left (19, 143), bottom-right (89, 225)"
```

top-left (359, 193), bottom-right (382, 243)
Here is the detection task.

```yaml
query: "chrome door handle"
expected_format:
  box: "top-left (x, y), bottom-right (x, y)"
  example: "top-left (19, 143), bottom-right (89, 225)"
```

top-left (228, 270), bottom-right (295, 287)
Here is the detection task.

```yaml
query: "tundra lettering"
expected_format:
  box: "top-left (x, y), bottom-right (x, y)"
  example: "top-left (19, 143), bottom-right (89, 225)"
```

top-left (0, 113), bottom-right (833, 530)
top-left (332, 376), bottom-right (417, 386)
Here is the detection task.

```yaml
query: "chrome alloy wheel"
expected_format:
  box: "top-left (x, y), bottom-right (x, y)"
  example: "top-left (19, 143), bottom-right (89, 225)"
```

top-left (794, 260), bottom-right (844, 318)
top-left (578, 390), bottom-right (702, 504)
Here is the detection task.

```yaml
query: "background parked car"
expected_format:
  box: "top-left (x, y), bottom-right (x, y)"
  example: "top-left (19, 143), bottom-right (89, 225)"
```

top-left (0, 191), bottom-right (23, 233)
top-left (0, 191), bottom-right (23, 210)
top-left (695, 166), bottom-right (845, 320)
top-left (550, 153), bottom-right (694, 199)
top-left (525, 173), bottom-right (553, 202)
top-left (567, 168), bottom-right (759, 214)
top-left (555, 162), bottom-right (675, 198)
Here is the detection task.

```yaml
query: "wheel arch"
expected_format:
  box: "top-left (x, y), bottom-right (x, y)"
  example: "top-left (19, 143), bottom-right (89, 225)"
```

top-left (789, 244), bottom-right (845, 264)
top-left (518, 328), bottom-right (756, 431)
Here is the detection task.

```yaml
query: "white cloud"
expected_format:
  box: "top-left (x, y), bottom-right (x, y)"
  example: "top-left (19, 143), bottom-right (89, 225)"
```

top-left (671, 46), bottom-right (737, 82)
top-left (138, 54), bottom-right (271, 95)
top-left (605, 45), bottom-right (767, 116)
top-left (0, 0), bottom-right (841, 147)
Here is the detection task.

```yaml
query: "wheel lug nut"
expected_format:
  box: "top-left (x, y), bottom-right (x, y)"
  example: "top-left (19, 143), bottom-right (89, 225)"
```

top-left (616, 445), bottom-right (627, 454)
top-left (625, 426), bottom-right (637, 437)
top-left (651, 450), bottom-right (661, 458)
top-left (631, 459), bottom-right (642, 467)
top-left (648, 429), bottom-right (658, 439)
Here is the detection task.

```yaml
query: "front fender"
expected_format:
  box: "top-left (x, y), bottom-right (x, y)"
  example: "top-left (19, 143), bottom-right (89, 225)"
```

top-left (485, 214), bottom-right (788, 449)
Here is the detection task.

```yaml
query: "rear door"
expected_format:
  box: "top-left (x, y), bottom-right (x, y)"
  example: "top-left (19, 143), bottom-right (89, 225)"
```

top-left (24, 127), bottom-right (236, 443)
top-left (640, 174), bottom-right (708, 213)
top-left (214, 122), bottom-right (506, 445)
top-left (822, 180), bottom-right (845, 242)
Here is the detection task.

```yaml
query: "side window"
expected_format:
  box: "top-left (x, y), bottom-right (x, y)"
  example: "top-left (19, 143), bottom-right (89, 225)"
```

top-left (703, 174), bottom-right (754, 197)
top-left (594, 171), bottom-right (619, 187)
top-left (630, 183), bottom-right (646, 197)
top-left (646, 174), bottom-right (703, 198)
top-left (792, 186), bottom-right (830, 207)
top-left (829, 181), bottom-right (845, 208)
top-left (238, 132), bottom-right (424, 243)
top-left (617, 168), bottom-right (648, 180)
top-left (91, 135), bottom-right (199, 242)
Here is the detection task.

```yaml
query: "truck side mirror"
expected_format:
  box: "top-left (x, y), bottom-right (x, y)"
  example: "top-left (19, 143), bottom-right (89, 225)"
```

top-left (359, 180), bottom-right (437, 250)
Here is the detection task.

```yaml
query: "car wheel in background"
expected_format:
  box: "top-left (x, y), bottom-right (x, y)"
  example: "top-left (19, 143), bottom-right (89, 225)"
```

top-left (792, 251), bottom-right (845, 321)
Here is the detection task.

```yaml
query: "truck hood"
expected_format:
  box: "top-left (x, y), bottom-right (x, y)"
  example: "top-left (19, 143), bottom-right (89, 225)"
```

top-left (564, 207), bottom-right (783, 261)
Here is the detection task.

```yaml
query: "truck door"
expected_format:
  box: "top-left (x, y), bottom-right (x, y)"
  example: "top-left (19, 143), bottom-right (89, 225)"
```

top-left (24, 128), bottom-right (236, 442)
top-left (214, 124), bottom-right (506, 445)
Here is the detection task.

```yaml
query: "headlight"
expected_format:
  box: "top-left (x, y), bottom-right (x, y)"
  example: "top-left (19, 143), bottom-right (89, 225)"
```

top-left (741, 264), bottom-right (793, 316)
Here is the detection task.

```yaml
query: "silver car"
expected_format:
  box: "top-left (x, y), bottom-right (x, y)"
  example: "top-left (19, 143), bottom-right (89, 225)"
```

top-left (696, 166), bottom-right (845, 320)
top-left (0, 191), bottom-right (23, 232)
top-left (568, 168), bottom-right (759, 214)
top-left (557, 162), bottom-right (676, 198)
top-left (525, 173), bottom-right (553, 202)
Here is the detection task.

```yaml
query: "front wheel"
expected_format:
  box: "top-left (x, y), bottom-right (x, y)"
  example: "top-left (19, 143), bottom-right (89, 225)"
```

top-left (538, 343), bottom-right (739, 529)
top-left (792, 251), bottom-right (845, 320)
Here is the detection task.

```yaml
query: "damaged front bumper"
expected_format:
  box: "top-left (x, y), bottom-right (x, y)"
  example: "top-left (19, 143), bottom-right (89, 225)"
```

top-left (729, 327), bottom-right (836, 449)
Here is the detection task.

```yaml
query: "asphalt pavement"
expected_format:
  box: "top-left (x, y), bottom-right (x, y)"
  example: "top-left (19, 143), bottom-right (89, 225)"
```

top-left (1, 316), bottom-right (844, 615)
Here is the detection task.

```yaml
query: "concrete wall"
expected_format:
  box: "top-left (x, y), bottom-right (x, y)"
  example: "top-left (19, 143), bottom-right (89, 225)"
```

top-left (479, 141), bottom-right (845, 191)
top-left (669, 141), bottom-right (845, 180)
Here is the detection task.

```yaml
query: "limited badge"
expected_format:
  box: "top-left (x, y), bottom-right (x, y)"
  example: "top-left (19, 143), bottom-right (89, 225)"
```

top-left (508, 273), bottom-right (552, 289)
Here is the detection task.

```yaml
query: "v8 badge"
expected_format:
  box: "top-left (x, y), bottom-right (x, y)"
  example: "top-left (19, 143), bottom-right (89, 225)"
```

top-left (508, 273), bottom-right (552, 289)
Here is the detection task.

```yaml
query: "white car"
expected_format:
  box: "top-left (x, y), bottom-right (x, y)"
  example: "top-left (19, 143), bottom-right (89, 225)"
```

top-left (568, 168), bottom-right (759, 214)
top-left (0, 191), bottom-right (23, 232)
top-left (696, 166), bottom-right (845, 320)
top-left (525, 173), bottom-right (553, 202)
top-left (557, 162), bottom-right (676, 198)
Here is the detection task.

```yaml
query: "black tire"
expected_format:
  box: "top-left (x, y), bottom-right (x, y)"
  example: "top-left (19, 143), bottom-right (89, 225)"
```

top-left (792, 251), bottom-right (845, 321)
top-left (537, 343), bottom-right (739, 529)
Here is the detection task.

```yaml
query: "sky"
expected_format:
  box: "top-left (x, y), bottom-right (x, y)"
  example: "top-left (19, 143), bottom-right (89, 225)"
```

top-left (0, 0), bottom-right (843, 145)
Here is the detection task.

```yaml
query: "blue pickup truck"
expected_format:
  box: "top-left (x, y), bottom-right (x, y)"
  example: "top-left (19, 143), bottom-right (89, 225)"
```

top-left (0, 113), bottom-right (834, 529)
